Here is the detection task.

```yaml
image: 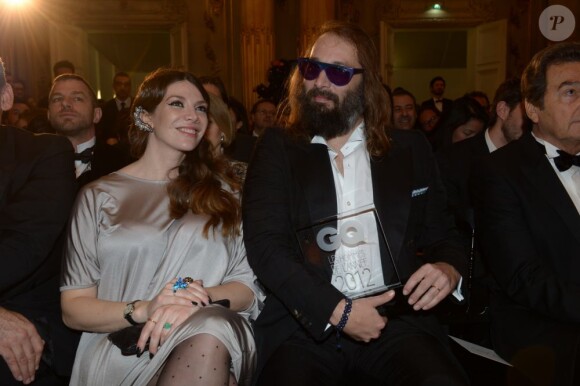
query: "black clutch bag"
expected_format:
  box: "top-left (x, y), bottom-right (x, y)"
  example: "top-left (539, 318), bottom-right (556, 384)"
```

top-left (108, 324), bottom-right (148, 356)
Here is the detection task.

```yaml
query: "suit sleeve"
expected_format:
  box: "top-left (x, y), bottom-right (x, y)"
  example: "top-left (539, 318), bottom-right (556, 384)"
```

top-left (0, 135), bottom-right (76, 293)
top-left (472, 156), bottom-right (580, 322)
top-left (242, 129), bottom-right (344, 339)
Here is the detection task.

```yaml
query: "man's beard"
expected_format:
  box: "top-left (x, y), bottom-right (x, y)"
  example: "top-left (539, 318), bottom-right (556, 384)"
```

top-left (296, 83), bottom-right (364, 140)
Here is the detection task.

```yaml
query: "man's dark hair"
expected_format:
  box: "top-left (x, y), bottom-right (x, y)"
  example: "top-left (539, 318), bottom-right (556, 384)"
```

top-left (53, 60), bottom-right (75, 76)
top-left (465, 90), bottom-right (490, 107)
top-left (198, 75), bottom-right (229, 104)
top-left (522, 41), bottom-right (580, 109)
top-left (429, 76), bottom-right (445, 88)
top-left (392, 87), bottom-right (417, 106)
top-left (114, 71), bottom-right (130, 80)
top-left (488, 78), bottom-right (522, 127)
top-left (51, 74), bottom-right (98, 107)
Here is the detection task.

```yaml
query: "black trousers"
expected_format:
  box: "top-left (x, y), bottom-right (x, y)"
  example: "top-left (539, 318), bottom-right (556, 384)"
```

top-left (256, 317), bottom-right (470, 386)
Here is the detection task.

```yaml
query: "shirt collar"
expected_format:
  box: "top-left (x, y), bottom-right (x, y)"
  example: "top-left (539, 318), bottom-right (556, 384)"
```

top-left (532, 132), bottom-right (568, 159)
top-left (311, 122), bottom-right (366, 156)
top-left (76, 137), bottom-right (96, 153)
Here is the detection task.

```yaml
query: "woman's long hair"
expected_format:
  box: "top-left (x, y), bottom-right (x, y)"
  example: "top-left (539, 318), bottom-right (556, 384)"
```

top-left (128, 68), bottom-right (241, 238)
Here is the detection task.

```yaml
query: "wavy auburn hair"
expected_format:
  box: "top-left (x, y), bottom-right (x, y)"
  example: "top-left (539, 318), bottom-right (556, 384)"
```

top-left (128, 68), bottom-right (241, 238)
top-left (286, 20), bottom-right (392, 156)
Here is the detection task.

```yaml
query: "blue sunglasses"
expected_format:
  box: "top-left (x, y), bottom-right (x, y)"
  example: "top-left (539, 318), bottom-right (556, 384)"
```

top-left (296, 58), bottom-right (364, 86)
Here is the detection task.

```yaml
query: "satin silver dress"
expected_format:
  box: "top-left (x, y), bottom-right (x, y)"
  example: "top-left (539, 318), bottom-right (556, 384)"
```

top-left (61, 172), bottom-right (262, 386)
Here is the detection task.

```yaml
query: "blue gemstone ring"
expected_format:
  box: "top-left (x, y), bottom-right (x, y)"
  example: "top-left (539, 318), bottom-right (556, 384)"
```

top-left (172, 277), bottom-right (189, 293)
top-left (163, 322), bottom-right (172, 330)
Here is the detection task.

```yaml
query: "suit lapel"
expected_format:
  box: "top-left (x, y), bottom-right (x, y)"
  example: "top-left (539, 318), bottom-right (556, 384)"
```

top-left (293, 142), bottom-right (337, 223)
top-left (371, 144), bottom-right (413, 265)
top-left (520, 134), bottom-right (580, 245)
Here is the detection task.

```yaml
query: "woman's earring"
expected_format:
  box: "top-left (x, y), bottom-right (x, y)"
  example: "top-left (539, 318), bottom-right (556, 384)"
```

top-left (133, 106), bottom-right (153, 132)
top-left (220, 133), bottom-right (225, 143)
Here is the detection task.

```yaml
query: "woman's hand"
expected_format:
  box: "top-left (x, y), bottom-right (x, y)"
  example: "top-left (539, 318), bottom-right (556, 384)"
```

top-left (137, 278), bottom-right (210, 323)
top-left (137, 303), bottom-right (201, 355)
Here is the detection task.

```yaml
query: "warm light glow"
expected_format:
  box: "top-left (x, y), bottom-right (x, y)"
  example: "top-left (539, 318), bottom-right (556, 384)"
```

top-left (3, 0), bottom-right (30, 6)
top-left (432, 3), bottom-right (442, 10)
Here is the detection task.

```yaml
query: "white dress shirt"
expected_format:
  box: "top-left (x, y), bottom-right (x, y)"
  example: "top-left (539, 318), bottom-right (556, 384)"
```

top-left (75, 137), bottom-right (96, 178)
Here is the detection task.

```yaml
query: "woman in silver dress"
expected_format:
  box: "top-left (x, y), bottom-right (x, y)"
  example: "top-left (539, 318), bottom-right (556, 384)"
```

top-left (60, 68), bottom-right (262, 386)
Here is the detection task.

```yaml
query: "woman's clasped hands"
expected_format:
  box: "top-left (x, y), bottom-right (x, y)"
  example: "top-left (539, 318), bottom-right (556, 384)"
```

top-left (137, 277), bottom-right (209, 355)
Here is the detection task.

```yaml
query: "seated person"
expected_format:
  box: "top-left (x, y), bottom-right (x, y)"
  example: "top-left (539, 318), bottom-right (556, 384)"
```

top-left (0, 57), bottom-right (79, 386)
top-left (60, 68), bottom-right (263, 386)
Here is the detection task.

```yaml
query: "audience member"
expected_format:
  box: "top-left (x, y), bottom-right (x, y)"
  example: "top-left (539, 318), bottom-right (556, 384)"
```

top-left (249, 99), bottom-right (277, 137)
top-left (391, 87), bottom-right (418, 130)
top-left (97, 71), bottom-right (133, 147)
top-left (207, 94), bottom-right (248, 181)
top-left (206, 93), bottom-right (235, 156)
top-left (3, 99), bottom-right (29, 126)
top-left (0, 56), bottom-right (79, 386)
top-left (228, 96), bottom-right (250, 134)
top-left (199, 75), bottom-right (230, 103)
top-left (434, 96), bottom-right (488, 150)
top-left (47, 74), bottom-right (129, 187)
top-left (60, 68), bottom-right (262, 385)
top-left (16, 107), bottom-right (52, 133)
top-left (472, 41), bottom-right (580, 386)
top-left (465, 90), bottom-right (490, 114)
top-left (421, 76), bottom-right (453, 113)
top-left (52, 60), bottom-right (75, 77)
top-left (437, 77), bottom-right (528, 343)
top-left (243, 20), bottom-right (468, 386)
top-left (418, 104), bottom-right (440, 147)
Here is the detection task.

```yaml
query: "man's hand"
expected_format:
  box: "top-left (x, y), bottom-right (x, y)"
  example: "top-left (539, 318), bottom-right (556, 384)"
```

top-left (330, 291), bottom-right (395, 342)
top-left (0, 308), bottom-right (44, 385)
top-left (403, 262), bottom-right (460, 311)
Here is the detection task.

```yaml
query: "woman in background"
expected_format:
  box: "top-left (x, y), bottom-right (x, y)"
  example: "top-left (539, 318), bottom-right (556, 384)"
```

top-left (60, 68), bottom-right (261, 386)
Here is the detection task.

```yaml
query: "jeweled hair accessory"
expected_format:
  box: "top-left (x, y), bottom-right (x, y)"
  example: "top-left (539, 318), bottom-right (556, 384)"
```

top-left (133, 106), bottom-right (153, 132)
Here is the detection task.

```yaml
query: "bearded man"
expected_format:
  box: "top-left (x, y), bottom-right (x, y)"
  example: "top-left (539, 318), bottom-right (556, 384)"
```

top-left (242, 21), bottom-right (469, 386)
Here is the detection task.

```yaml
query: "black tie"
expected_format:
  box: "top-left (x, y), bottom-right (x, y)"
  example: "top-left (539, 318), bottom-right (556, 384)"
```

top-left (74, 147), bottom-right (94, 164)
top-left (554, 150), bottom-right (580, 172)
top-left (120, 101), bottom-right (126, 111)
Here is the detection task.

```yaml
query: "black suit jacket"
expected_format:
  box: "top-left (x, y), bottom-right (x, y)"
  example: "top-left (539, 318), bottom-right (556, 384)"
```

top-left (0, 125), bottom-right (79, 376)
top-left (243, 127), bottom-right (466, 372)
top-left (472, 132), bottom-right (580, 383)
top-left (96, 98), bottom-right (132, 144)
top-left (437, 130), bottom-right (489, 238)
top-left (421, 97), bottom-right (453, 114)
top-left (76, 140), bottom-right (130, 188)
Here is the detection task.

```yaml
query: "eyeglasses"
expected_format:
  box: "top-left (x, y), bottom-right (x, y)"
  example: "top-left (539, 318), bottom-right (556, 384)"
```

top-left (296, 58), bottom-right (364, 86)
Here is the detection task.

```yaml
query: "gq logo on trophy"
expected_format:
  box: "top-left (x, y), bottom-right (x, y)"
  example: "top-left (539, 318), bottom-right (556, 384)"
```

top-left (296, 206), bottom-right (402, 299)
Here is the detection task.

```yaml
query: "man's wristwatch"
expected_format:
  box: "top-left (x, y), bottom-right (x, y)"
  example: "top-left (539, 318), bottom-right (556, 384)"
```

top-left (123, 300), bottom-right (140, 325)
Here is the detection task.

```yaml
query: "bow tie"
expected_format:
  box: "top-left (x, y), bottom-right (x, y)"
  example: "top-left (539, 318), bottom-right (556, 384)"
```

top-left (554, 150), bottom-right (580, 172)
top-left (435, 99), bottom-right (443, 103)
top-left (74, 146), bottom-right (94, 164)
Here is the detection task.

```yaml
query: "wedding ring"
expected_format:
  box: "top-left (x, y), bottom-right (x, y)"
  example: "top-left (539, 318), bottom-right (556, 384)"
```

top-left (163, 322), bottom-right (172, 330)
top-left (148, 318), bottom-right (158, 324)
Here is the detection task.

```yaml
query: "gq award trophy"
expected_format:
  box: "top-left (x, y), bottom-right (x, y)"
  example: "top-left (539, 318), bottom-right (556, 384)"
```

top-left (296, 206), bottom-right (409, 315)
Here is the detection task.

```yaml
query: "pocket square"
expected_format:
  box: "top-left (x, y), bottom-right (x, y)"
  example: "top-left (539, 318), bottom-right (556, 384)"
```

top-left (411, 187), bottom-right (429, 197)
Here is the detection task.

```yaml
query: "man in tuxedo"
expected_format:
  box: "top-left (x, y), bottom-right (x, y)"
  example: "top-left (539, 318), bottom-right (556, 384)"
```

top-left (48, 74), bottom-right (129, 187)
top-left (421, 76), bottom-right (453, 114)
top-left (473, 42), bottom-right (580, 385)
top-left (438, 77), bottom-right (527, 247)
top-left (96, 71), bottom-right (132, 147)
top-left (243, 21), bottom-right (468, 386)
top-left (0, 57), bottom-right (79, 385)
